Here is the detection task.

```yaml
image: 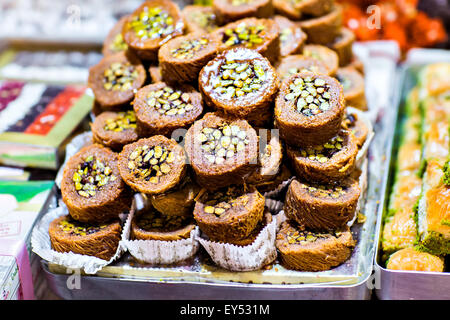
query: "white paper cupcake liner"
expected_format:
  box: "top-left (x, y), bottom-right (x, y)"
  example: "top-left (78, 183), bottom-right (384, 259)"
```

top-left (121, 199), bottom-right (200, 265)
top-left (196, 211), bottom-right (285, 272)
top-left (31, 205), bottom-right (126, 275)
top-left (265, 198), bottom-right (284, 214)
top-left (55, 131), bottom-right (93, 189)
top-left (262, 175), bottom-right (295, 199)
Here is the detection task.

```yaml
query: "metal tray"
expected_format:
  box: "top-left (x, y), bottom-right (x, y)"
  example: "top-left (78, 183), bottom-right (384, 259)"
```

top-left (374, 63), bottom-right (450, 300)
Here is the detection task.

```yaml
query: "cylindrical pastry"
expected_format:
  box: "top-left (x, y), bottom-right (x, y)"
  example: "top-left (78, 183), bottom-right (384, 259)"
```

top-left (276, 54), bottom-right (331, 82)
top-left (327, 27), bottom-right (355, 67)
top-left (341, 109), bottom-right (368, 148)
top-left (118, 136), bottom-right (187, 194)
top-left (284, 178), bottom-right (361, 231)
top-left (302, 44), bottom-right (339, 76)
top-left (88, 51), bottom-right (146, 109)
top-left (133, 82), bottom-right (203, 137)
top-left (213, 0), bottom-right (274, 25)
top-left (131, 206), bottom-right (195, 241)
top-left (273, 0), bottom-right (302, 21)
top-left (49, 215), bottom-right (122, 261)
top-left (159, 32), bottom-right (221, 84)
top-left (182, 5), bottom-right (219, 34)
top-left (294, 0), bottom-right (334, 17)
top-left (286, 129), bottom-right (359, 183)
top-left (199, 48), bottom-right (279, 127)
top-left (184, 112), bottom-right (259, 190)
top-left (335, 66), bottom-right (367, 110)
top-left (91, 110), bottom-right (139, 151)
top-left (276, 220), bottom-right (355, 271)
top-left (121, 0), bottom-right (185, 62)
top-left (61, 144), bottom-right (132, 223)
top-left (273, 15), bottom-right (307, 57)
top-left (102, 16), bottom-right (129, 56)
top-left (213, 18), bottom-right (280, 65)
top-left (274, 71), bottom-right (346, 147)
top-left (193, 184), bottom-right (265, 242)
top-left (297, 5), bottom-right (343, 45)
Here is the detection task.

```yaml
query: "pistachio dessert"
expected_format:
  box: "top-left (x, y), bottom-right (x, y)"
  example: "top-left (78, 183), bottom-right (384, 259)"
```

top-left (327, 27), bottom-right (356, 67)
top-left (272, 0), bottom-right (303, 20)
top-left (276, 220), bottom-right (355, 271)
top-left (274, 71), bottom-right (346, 148)
top-left (158, 32), bottom-right (221, 84)
top-left (212, 0), bottom-right (274, 25)
top-left (335, 66), bottom-right (367, 111)
top-left (184, 112), bottom-right (259, 190)
top-left (297, 4), bottom-right (343, 45)
top-left (284, 178), bottom-right (361, 232)
top-left (131, 205), bottom-right (196, 241)
top-left (133, 82), bottom-right (203, 137)
top-left (118, 136), bottom-right (187, 195)
top-left (182, 5), bottom-right (219, 34)
top-left (213, 17), bottom-right (280, 65)
top-left (302, 44), bottom-right (339, 76)
top-left (88, 51), bottom-right (146, 110)
top-left (199, 48), bottom-right (279, 126)
top-left (293, 0), bottom-right (334, 17)
top-left (61, 144), bottom-right (132, 223)
top-left (102, 16), bottom-right (129, 57)
top-left (286, 129), bottom-right (358, 183)
top-left (275, 54), bottom-right (331, 81)
top-left (49, 215), bottom-right (122, 261)
top-left (341, 110), bottom-right (369, 149)
top-left (91, 110), bottom-right (139, 151)
top-left (121, 0), bottom-right (185, 62)
top-left (273, 15), bottom-right (307, 57)
top-left (193, 184), bottom-right (265, 243)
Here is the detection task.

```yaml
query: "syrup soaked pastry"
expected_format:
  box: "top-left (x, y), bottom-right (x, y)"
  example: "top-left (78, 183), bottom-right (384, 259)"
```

top-left (302, 44), bottom-right (339, 76)
top-left (199, 48), bottom-right (279, 127)
top-left (294, 0), bottom-right (334, 17)
top-left (213, 0), bottom-right (274, 25)
top-left (49, 215), bottom-right (122, 261)
top-left (284, 178), bottom-right (361, 232)
top-left (91, 110), bottom-right (139, 151)
top-left (102, 16), bottom-right (129, 57)
top-left (286, 129), bottom-right (358, 183)
top-left (327, 27), bottom-right (355, 67)
top-left (273, 15), bottom-right (307, 57)
top-left (276, 220), bottom-right (355, 271)
top-left (118, 136), bottom-right (187, 195)
top-left (182, 5), bottom-right (219, 34)
top-left (297, 5), bottom-right (343, 45)
top-left (341, 110), bottom-right (369, 148)
top-left (131, 205), bottom-right (196, 241)
top-left (88, 51), bottom-right (146, 109)
top-left (386, 247), bottom-right (445, 272)
top-left (276, 55), bottom-right (331, 82)
top-left (193, 184), bottom-right (265, 243)
top-left (184, 113), bottom-right (258, 190)
top-left (133, 82), bottom-right (203, 137)
top-left (159, 32), bottom-right (221, 84)
top-left (122, 0), bottom-right (185, 62)
top-left (213, 18), bottom-right (280, 65)
top-left (273, 0), bottom-right (302, 20)
top-left (275, 71), bottom-right (345, 147)
top-left (61, 144), bottom-right (132, 223)
top-left (335, 66), bottom-right (367, 110)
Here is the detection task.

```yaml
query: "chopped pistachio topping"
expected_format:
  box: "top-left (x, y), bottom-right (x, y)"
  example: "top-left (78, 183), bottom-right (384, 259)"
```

top-left (103, 62), bottom-right (138, 91)
top-left (280, 27), bottom-right (292, 43)
top-left (442, 160), bottom-right (450, 186)
top-left (198, 123), bottom-right (249, 165)
top-left (59, 218), bottom-right (108, 236)
top-left (128, 6), bottom-right (175, 40)
top-left (211, 59), bottom-right (266, 99)
top-left (171, 37), bottom-right (209, 60)
top-left (146, 86), bottom-right (194, 116)
top-left (109, 33), bottom-right (128, 53)
top-left (298, 134), bottom-right (344, 163)
top-left (104, 111), bottom-right (137, 132)
top-left (300, 182), bottom-right (347, 199)
top-left (303, 49), bottom-right (322, 61)
top-left (231, 0), bottom-right (253, 5)
top-left (282, 66), bottom-right (320, 80)
top-left (136, 209), bottom-right (187, 231)
top-left (284, 76), bottom-right (331, 116)
top-left (189, 11), bottom-right (217, 32)
top-left (72, 155), bottom-right (115, 198)
top-left (202, 185), bottom-right (249, 217)
top-left (287, 229), bottom-right (337, 244)
top-left (222, 23), bottom-right (266, 48)
top-left (127, 144), bottom-right (175, 184)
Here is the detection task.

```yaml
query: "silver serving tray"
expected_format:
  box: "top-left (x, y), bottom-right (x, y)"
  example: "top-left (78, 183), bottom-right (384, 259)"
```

top-left (374, 63), bottom-right (450, 300)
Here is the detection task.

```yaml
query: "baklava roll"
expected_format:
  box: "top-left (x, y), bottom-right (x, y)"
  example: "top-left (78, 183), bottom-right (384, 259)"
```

top-left (102, 16), bottom-right (129, 57)
top-left (274, 15), bottom-right (307, 57)
top-left (213, 0), bottom-right (273, 25)
top-left (335, 66), bottom-right (367, 110)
